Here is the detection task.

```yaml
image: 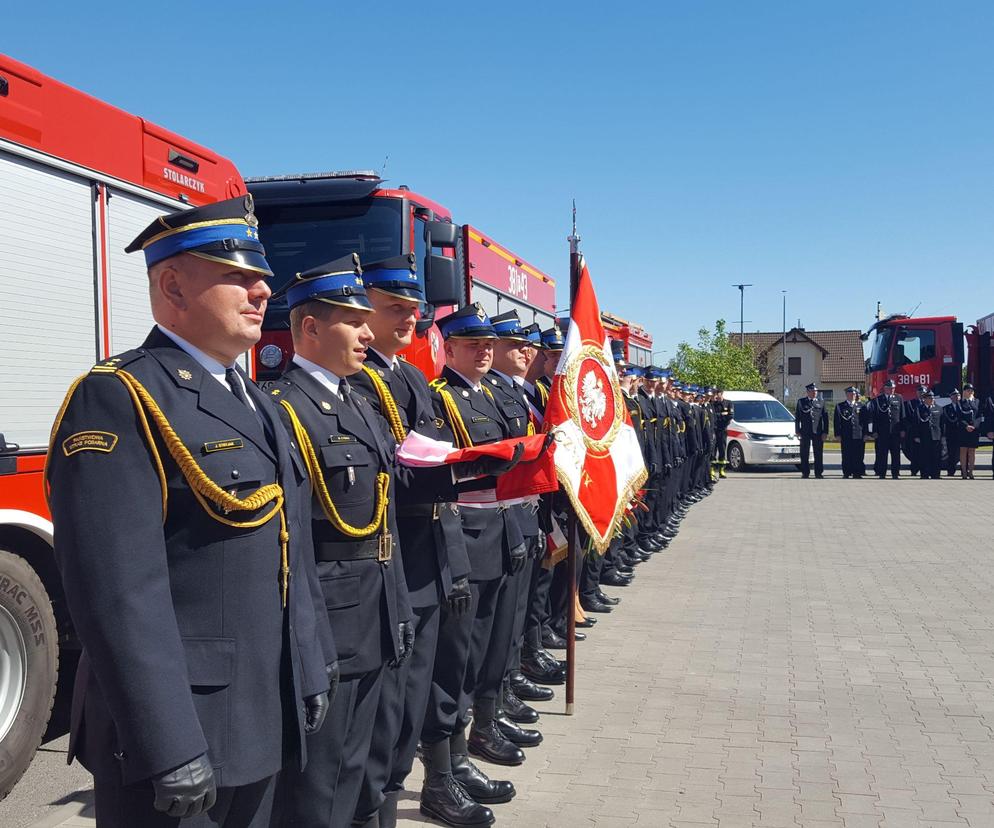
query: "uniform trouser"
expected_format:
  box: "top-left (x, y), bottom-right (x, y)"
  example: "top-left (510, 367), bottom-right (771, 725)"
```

top-left (457, 577), bottom-right (505, 731)
top-left (906, 434), bottom-right (920, 474)
top-left (653, 469), bottom-right (671, 527)
top-left (506, 535), bottom-right (541, 673)
top-left (840, 437), bottom-right (866, 477)
top-left (579, 552), bottom-right (604, 603)
top-left (919, 439), bottom-right (942, 478)
top-left (525, 564), bottom-right (553, 651)
top-left (275, 666), bottom-right (384, 828)
top-left (714, 430), bottom-right (727, 462)
top-left (92, 760), bottom-right (277, 828)
top-left (421, 594), bottom-right (476, 745)
top-left (355, 603), bottom-right (440, 819)
top-left (799, 435), bottom-right (824, 477)
top-left (947, 438), bottom-right (960, 474)
top-left (874, 434), bottom-right (902, 477)
top-left (637, 472), bottom-right (660, 542)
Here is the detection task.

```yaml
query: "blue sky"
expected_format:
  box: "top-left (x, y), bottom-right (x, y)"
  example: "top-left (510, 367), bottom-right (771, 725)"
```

top-left (6, 2), bottom-right (993, 359)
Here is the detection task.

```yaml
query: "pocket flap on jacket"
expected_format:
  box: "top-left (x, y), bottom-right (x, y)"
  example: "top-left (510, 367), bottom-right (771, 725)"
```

top-left (183, 637), bottom-right (236, 687)
top-left (320, 574), bottom-right (361, 610)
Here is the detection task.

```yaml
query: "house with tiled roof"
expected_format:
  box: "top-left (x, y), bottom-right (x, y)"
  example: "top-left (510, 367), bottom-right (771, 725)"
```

top-left (739, 328), bottom-right (865, 402)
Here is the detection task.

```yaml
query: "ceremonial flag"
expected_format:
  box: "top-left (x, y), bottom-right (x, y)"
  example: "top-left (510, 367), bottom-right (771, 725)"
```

top-left (543, 256), bottom-right (648, 552)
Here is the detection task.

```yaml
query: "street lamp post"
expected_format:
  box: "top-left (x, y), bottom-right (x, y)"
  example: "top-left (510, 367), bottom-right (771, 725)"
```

top-left (781, 291), bottom-right (787, 403)
top-left (732, 284), bottom-right (752, 346)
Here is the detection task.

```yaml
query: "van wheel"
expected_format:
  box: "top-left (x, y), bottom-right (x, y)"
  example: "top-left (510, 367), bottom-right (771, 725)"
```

top-left (727, 442), bottom-right (746, 472)
top-left (0, 549), bottom-right (58, 800)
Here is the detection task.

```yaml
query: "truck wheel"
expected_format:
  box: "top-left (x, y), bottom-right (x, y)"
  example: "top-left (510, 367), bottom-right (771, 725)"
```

top-left (727, 442), bottom-right (746, 472)
top-left (0, 549), bottom-right (58, 800)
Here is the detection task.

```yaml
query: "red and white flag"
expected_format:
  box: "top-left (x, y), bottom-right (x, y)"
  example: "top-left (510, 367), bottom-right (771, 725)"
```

top-left (544, 256), bottom-right (648, 552)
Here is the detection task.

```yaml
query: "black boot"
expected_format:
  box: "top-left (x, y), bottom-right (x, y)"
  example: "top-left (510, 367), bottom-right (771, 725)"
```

top-left (420, 740), bottom-right (495, 827)
top-left (520, 650), bottom-right (566, 685)
top-left (351, 814), bottom-right (378, 828)
top-left (468, 699), bottom-right (525, 765)
top-left (450, 755), bottom-right (516, 804)
top-left (378, 792), bottom-right (398, 828)
top-left (495, 699), bottom-right (543, 747)
top-left (509, 670), bottom-right (554, 701)
top-left (503, 679), bottom-right (539, 724)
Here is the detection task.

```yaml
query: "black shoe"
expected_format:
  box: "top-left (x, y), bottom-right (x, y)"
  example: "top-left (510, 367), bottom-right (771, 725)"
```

top-left (541, 629), bottom-right (568, 650)
top-left (573, 630), bottom-right (587, 641)
top-left (596, 590), bottom-right (620, 605)
top-left (420, 773), bottom-right (496, 827)
top-left (536, 648), bottom-right (566, 671)
top-left (503, 687), bottom-right (539, 724)
top-left (637, 551), bottom-right (653, 563)
top-left (617, 564), bottom-right (635, 575)
top-left (815, 474), bottom-right (824, 479)
top-left (495, 711), bottom-right (543, 747)
top-left (575, 616), bottom-right (597, 628)
top-left (580, 598), bottom-right (613, 613)
top-left (509, 671), bottom-right (554, 701)
top-left (451, 753), bottom-right (516, 803)
top-left (379, 791), bottom-right (399, 828)
top-left (601, 572), bottom-right (633, 587)
top-left (468, 722), bottom-right (525, 766)
top-left (520, 652), bottom-right (566, 685)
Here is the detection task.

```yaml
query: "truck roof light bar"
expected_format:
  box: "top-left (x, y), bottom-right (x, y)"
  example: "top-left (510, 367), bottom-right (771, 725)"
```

top-left (244, 170), bottom-right (381, 184)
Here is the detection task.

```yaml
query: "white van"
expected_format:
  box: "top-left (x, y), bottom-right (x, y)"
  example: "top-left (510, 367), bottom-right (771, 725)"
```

top-left (722, 391), bottom-right (801, 471)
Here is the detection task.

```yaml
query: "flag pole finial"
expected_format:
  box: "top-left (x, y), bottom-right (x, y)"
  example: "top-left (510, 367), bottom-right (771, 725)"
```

top-left (567, 199), bottom-right (581, 257)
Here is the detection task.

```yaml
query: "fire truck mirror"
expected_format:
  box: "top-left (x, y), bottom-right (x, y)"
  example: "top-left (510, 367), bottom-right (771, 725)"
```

top-left (425, 253), bottom-right (462, 306)
top-left (426, 220), bottom-right (459, 247)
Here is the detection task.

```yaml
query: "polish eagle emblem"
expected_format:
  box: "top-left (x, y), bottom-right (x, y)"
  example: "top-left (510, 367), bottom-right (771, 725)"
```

top-left (579, 370), bottom-right (607, 428)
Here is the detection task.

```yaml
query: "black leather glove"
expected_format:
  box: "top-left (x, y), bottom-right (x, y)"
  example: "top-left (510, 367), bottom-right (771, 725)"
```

top-left (454, 442), bottom-right (524, 478)
top-left (508, 541), bottom-right (527, 575)
top-left (541, 431), bottom-right (556, 452)
top-left (304, 690), bottom-right (329, 735)
top-left (152, 753), bottom-right (216, 818)
top-left (391, 621), bottom-right (415, 668)
top-left (447, 577), bottom-right (472, 617)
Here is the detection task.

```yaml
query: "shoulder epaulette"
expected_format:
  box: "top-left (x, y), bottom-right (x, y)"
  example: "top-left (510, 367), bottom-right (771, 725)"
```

top-left (262, 379), bottom-right (294, 398)
top-left (89, 349), bottom-right (145, 374)
top-left (429, 378), bottom-right (448, 391)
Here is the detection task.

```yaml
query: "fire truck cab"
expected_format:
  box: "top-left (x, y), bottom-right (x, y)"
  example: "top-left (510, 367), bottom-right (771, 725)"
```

top-left (863, 314), bottom-right (965, 401)
top-left (0, 54), bottom-right (246, 798)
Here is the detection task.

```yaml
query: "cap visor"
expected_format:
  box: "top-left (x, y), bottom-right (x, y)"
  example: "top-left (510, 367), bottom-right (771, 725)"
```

top-left (367, 285), bottom-right (424, 302)
top-left (189, 248), bottom-right (274, 276)
top-left (314, 294), bottom-right (374, 311)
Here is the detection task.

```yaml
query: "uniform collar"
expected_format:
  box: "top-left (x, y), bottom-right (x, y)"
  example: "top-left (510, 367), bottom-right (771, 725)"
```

top-left (369, 346), bottom-right (400, 371)
top-left (450, 367), bottom-right (484, 393)
top-left (156, 324), bottom-right (235, 385)
top-left (292, 353), bottom-right (342, 398)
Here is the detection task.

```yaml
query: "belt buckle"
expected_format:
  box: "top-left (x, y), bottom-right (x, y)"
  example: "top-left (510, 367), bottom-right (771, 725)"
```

top-left (378, 532), bottom-right (393, 563)
top-left (432, 503), bottom-right (441, 521)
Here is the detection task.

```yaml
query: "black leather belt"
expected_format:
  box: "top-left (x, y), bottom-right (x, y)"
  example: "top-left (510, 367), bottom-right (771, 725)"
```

top-left (396, 503), bottom-right (444, 519)
top-left (316, 533), bottom-right (393, 563)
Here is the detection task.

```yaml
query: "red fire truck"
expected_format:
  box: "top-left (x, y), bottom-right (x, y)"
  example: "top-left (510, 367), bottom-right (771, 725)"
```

top-left (602, 311), bottom-right (653, 367)
top-left (863, 312), bottom-right (994, 402)
top-left (244, 171), bottom-right (557, 380)
top-left (0, 54), bottom-right (248, 797)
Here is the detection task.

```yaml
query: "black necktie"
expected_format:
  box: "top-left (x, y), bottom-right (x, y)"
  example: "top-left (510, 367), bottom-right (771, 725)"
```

top-left (225, 367), bottom-right (251, 408)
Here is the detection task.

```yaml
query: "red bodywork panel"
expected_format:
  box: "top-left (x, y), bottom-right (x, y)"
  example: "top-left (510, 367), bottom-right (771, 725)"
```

top-left (0, 54), bottom-right (245, 204)
top-left (464, 226), bottom-right (556, 314)
top-left (602, 311), bottom-right (653, 364)
top-left (866, 316), bottom-right (957, 400)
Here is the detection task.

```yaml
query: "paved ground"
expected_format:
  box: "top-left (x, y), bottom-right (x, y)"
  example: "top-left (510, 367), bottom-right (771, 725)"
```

top-left (9, 455), bottom-right (994, 827)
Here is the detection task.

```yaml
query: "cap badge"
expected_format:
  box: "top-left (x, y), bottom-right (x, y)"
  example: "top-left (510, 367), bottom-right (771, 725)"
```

top-left (462, 390), bottom-right (470, 397)
top-left (475, 303), bottom-right (486, 321)
top-left (177, 369), bottom-right (193, 381)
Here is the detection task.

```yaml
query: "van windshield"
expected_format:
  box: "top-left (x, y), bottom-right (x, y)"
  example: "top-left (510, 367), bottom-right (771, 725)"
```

top-left (732, 400), bottom-right (794, 423)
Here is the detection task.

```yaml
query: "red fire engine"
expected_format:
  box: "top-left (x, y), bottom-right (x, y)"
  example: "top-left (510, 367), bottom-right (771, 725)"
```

top-left (0, 54), bottom-right (247, 797)
top-left (244, 171), bottom-right (557, 380)
top-left (863, 311), bottom-right (994, 402)
top-left (601, 311), bottom-right (653, 367)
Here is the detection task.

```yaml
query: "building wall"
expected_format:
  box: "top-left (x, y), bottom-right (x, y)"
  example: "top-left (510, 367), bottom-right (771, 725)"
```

top-left (762, 341), bottom-right (823, 402)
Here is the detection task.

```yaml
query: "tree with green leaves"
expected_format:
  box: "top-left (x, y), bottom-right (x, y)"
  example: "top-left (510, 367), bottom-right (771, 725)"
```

top-left (670, 319), bottom-right (764, 391)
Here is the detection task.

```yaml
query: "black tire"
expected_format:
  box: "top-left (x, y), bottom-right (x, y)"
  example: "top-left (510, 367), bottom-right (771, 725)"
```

top-left (727, 442), bottom-right (746, 472)
top-left (0, 548), bottom-right (58, 801)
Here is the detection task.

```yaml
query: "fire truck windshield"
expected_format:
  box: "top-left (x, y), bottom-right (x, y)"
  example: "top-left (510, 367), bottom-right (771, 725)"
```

top-left (867, 327), bottom-right (894, 372)
top-left (254, 199), bottom-right (405, 317)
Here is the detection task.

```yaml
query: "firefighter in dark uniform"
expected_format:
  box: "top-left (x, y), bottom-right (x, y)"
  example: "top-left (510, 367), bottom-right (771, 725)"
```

top-left (942, 388), bottom-right (963, 477)
top-left (711, 389), bottom-right (733, 479)
top-left (616, 361), bottom-right (649, 569)
top-left (794, 382), bottom-right (829, 478)
top-left (871, 379), bottom-right (905, 478)
top-left (47, 197), bottom-right (332, 827)
top-left (912, 389), bottom-right (944, 479)
top-left (634, 367), bottom-right (662, 553)
top-left (346, 256), bottom-right (488, 828)
top-left (958, 383), bottom-right (982, 478)
top-left (268, 255), bottom-right (417, 828)
top-left (904, 385), bottom-right (928, 475)
top-left (421, 304), bottom-right (529, 817)
top-left (834, 386), bottom-right (866, 478)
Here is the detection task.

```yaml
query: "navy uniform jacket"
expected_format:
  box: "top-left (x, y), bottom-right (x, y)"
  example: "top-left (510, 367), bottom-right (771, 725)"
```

top-left (47, 329), bottom-right (331, 789)
top-left (349, 351), bottom-right (471, 606)
top-left (431, 366), bottom-right (523, 582)
top-left (834, 400), bottom-right (865, 440)
top-left (486, 371), bottom-right (540, 537)
top-left (270, 361), bottom-right (412, 678)
top-left (635, 389), bottom-right (660, 472)
top-left (794, 397), bottom-right (828, 437)
top-left (912, 403), bottom-right (944, 442)
top-left (712, 400), bottom-right (734, 432)
top-left (624, 392), bottom-right (647, 456)
top-left (680, 400), bottom-right (699, 455)
top-left (870, 394), bottom-right (905, 437)
top-left (652, 395), bottom-right (673, 469)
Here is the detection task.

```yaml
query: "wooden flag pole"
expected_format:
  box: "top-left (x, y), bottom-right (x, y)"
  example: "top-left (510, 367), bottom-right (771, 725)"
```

top-left (565, 201), bottom-right (580, 716)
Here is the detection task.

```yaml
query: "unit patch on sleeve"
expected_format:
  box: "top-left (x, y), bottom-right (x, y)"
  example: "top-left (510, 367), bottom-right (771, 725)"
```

top-left (62, 431), bottom-right (119, 456)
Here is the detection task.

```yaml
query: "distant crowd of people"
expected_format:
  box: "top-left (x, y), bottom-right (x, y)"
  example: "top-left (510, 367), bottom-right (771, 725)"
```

top-left (794, 380), bottom-right (988, 480)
